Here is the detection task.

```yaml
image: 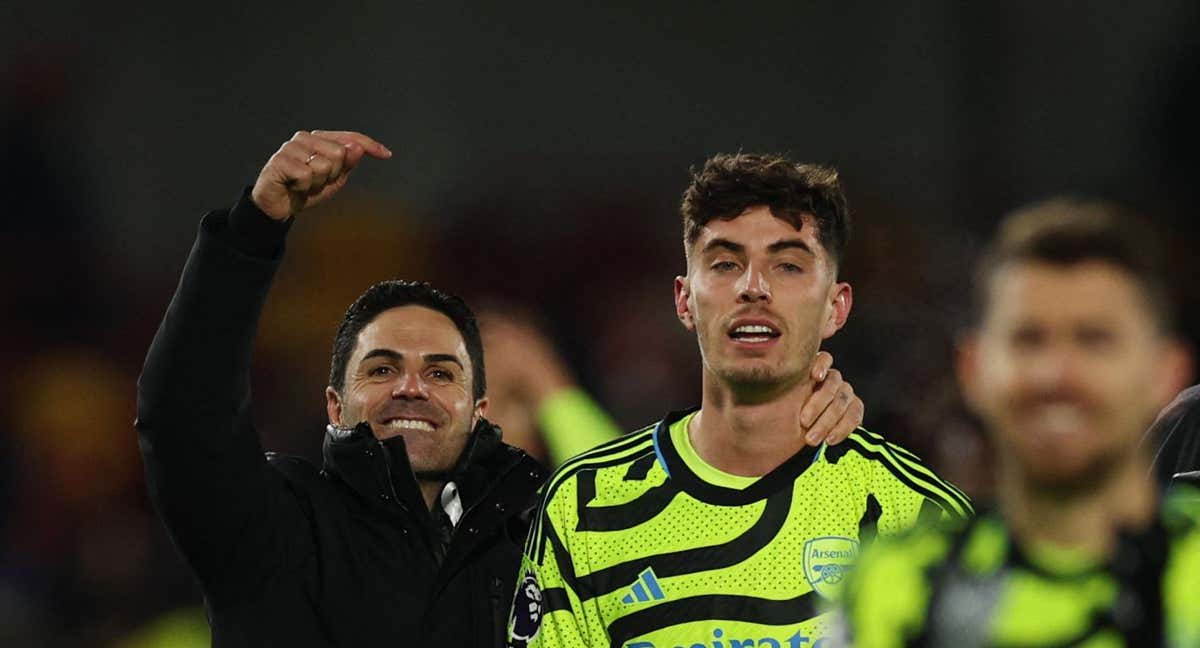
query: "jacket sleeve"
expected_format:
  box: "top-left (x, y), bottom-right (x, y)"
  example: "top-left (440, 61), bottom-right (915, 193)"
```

top-left (135, 192), bottom-right (309, 604)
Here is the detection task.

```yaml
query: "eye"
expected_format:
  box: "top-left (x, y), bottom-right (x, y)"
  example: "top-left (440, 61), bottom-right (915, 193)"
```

top-left (369, 365), bottom-right (393, 377)
top-left (427, 367), bottom-right (454, 382)
top-left (778, 262), bottom-right (803, 274)
top-left (1010, 326), bottom-right (1045, 350)
top-left (1077, 325), bottom-right (1115, 350)
top-left (712, 261), bottom-right (739, 272)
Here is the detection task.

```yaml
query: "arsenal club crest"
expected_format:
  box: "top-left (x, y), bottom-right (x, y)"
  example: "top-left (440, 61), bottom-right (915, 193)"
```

top-left (802, 536), bottom-right (859, 600)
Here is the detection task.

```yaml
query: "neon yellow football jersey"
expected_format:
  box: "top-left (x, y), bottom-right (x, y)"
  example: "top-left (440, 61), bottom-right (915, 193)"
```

top-left (507, 408), bottom-right (972, 648)
top-left (838, 487), bottom-right (1200, 647)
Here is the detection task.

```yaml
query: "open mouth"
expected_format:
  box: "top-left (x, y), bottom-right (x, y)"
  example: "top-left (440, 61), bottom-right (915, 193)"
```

top-left (1025, 403), bottom-right (1089, 439)
top-left (727, 322), bottom-right (781, 344)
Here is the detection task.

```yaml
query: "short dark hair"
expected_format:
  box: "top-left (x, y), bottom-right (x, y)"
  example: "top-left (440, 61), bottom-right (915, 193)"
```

top-left (329, 280), bottom-right (487, 400)
top-left (680, 153), bottom-right (851, 266)
top-left (974, 198), bottom-right (1174, 331)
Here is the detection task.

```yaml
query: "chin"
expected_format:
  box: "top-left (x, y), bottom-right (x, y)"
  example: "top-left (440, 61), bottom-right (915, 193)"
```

top-left (1019, 448), bottom-right (1121, 495)
top-left (720, 359), bottom-right (802, 384)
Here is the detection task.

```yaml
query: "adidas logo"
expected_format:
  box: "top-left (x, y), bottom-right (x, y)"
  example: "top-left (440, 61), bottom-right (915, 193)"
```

top-left (620, 568), bottom-right (666, 605)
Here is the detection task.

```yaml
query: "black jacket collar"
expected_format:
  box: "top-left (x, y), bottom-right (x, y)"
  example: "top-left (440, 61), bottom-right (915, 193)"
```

top-left (320, 418), bottom-right (548, 519)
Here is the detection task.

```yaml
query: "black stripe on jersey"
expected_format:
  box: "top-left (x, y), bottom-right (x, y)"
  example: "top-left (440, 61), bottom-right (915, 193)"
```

top-left (878, 445), bottom-right (973, 517)
top-left (856, 429), bottom-right (973, 507)
top-left (841, 439), bottom-right (969, 519)
top-left (841, 434), bottom-right (973, 517)
top-left (576, 471), bottom-right (678, 533)
top-left (528, 428), bottom-right (656, 560)
top-left (574, 486), bottom-right (793, 602)
top-left (542, 587), bottom-right (571, 615)
top-left (857, 493), bottom-right (882, 547)
top-left (542, 512), bottom-right (582, 596)
top-left (623, 453), bottom-right (657, 481)
top-left (657, 414), bottom-right (820, 506)
top-left (607, 590), bottom-right (821, 647)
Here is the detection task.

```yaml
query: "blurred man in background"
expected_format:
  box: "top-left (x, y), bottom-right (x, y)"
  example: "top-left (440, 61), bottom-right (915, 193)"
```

top-left (478, 309), bottom-right (622, 466)
top-left (509, 154), bottom-right (970, 648)
top-left (842, 199), bottom-right (1200, 646)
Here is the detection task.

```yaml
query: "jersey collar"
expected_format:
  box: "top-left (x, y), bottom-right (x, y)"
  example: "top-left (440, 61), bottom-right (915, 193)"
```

top-left (653, 407), bottom-right (822, 506)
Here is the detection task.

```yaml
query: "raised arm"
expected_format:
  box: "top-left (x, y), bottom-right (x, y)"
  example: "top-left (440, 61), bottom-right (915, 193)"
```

top-left (135, 130), bottom-right (390, 600)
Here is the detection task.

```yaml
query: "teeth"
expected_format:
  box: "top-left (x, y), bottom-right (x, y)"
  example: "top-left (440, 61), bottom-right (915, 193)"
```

top-left (1034, 404), bottom-right (1085, 436)
top-left (734, 325), bottom-right (775, 334)
top-left (386, 419), bottom-right (434, 432)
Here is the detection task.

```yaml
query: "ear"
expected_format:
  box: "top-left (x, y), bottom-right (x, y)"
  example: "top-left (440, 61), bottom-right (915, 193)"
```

top-left (819, 282), bottom-right (853, 340)
top-left (473, 396), bottom-right (490, 425)
top-left (954, 331), bottom-right (983, 413)
top-left (1152, 340), bottom-right (1194, 410)
top-left (325, 386), bottom-right (343, 425)
top-left (674, 275), bottom-right (696, 331)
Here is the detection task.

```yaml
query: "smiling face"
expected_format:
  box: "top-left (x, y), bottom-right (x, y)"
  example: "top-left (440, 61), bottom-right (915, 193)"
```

top-left (960, 260), bottom-right (1185, 492)
top-left (325, 305), bottom-right (487, 478)
top-left (675, 205), bottom-right (852, 396)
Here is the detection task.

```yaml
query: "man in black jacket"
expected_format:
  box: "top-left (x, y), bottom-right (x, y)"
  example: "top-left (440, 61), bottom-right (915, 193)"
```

top-left (136, 130), bottom-right (550, 646)
top-left (136, 129), bottom-right (863, 646)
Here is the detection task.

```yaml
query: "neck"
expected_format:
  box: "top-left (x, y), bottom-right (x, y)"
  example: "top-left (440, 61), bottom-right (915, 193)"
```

top-left (690, 371), bottom-right (815, 477)
top-left (418, 479), bottom-right (444, 511)
top-left (1000, 450), bottom-right (1157, 559)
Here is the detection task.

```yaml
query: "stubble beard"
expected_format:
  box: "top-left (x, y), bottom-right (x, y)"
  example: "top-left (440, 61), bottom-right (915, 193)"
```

top-left (1012, 434), bottom-right (1132, 498)
top-left (704, 328), bottom-right (819, 402)
top-left (411, 419), bottom-right (474, 483)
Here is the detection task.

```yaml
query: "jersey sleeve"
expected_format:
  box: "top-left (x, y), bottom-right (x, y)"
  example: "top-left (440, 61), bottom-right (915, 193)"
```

top-left (851, 431), bottom-right (973, 533)
top-left (509, 476), bottom-right (606, 647)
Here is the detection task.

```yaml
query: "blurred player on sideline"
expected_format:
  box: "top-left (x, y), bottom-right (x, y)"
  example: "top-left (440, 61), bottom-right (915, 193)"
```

top-left (841, 199), bottom-right (1200, 647)
top-left (478, 309), bottom-right (620, 466)
top-left (509, 154), bottom-right (971, 648)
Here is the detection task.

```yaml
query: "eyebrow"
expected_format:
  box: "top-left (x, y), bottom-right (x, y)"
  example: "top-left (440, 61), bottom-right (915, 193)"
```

top-left (700, 237), bottom-right (814, 256)
top-left (767, 239), bottom-right (814, 256)
top-left (700, 238), bottom-right (745, 255)
top-left (360, 349), bottom-right (465, 370)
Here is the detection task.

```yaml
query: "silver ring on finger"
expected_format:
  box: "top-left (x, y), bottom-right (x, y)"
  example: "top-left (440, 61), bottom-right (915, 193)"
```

top-left (305, 152), bottom-right (319, 165)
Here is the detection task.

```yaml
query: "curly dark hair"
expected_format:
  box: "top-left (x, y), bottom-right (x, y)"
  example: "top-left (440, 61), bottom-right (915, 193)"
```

top-left (680, 153), bottom-right (851, 265)
top-left (328, 280), bottom-right (486, 400)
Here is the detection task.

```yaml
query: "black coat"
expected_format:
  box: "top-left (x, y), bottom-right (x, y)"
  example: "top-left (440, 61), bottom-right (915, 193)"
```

top-left (1149, 385), bottom-right (1200, 491)
top-left (136, 196), bottom-right (547, 646)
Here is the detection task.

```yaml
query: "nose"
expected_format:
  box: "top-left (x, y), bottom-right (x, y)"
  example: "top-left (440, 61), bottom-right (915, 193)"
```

top-left (735, 264), bottom-right (771, 303)
top-left (391, 370), bottom-right (430, 400)
top-left (1025, 344), bottom-right (1081, 394)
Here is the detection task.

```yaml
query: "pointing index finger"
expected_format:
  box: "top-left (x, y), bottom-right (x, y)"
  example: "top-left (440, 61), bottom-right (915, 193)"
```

top-left (310, 130), bottom-right (392, 159)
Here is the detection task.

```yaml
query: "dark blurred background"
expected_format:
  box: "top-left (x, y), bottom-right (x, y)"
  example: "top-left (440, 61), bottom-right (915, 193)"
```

top-left (2, 1), bottom-right (1199, 645)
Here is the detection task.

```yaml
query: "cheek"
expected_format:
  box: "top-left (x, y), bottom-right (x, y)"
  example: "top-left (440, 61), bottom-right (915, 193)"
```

top-left (975, 349), bottom-right (1022, 414)
top-left (434, 387), bottom-right (475, 419)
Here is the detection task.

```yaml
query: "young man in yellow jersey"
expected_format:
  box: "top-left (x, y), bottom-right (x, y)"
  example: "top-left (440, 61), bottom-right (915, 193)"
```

top-left (510, 154), bottom-right (970, 648)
